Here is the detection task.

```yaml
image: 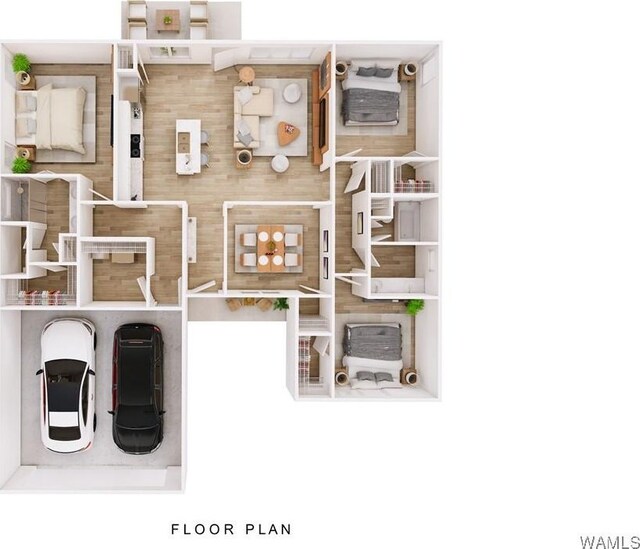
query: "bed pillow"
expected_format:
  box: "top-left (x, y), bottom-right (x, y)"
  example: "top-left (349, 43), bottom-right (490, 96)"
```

top-left (236, 131), bottom-right (253, 147)
top-left (350, 58), bottom-right (401, 70)
top-left (16, 94), bottom-right (36, 113)
top-left (356, 370), bottom-right (375, 381)
top-left (356, 66), bottom-right (377, 77)
top-left (16, 118), bottom-right (36, 138)
top-left (375, 68), bottom-right (394, 78)
top-left (36, 84), bottom-right (53, 150)
top-left (374, 371), bottom-right (393, 383)
top-left (350, 378), bottom-right (379, 390)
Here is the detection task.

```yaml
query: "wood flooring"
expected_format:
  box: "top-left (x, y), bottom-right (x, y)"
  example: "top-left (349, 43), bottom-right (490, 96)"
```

top-left (141, 64), bottom-right (330, 291)
top-left (30, 65), bottom-right (114, 197)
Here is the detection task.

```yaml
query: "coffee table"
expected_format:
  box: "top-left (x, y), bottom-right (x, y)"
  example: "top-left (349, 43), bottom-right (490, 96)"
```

top-left (278, 122), bottom-right (300, 146)
top-left (156, 9), bottom-right (181, 32)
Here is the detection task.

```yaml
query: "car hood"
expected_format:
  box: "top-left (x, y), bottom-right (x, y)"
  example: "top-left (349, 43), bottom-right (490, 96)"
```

top-left (42, 320), bottom-right (92, 363)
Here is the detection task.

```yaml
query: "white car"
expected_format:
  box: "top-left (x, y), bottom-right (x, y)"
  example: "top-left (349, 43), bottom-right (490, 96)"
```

top-left (38, 318), bottom-right (96, 453)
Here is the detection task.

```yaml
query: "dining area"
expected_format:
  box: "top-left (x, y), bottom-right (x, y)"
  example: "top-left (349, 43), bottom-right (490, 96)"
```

top-left (235, 224), bottom-right (304, 273)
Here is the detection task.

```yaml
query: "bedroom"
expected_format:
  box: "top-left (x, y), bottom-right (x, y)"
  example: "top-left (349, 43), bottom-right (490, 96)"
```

top-left (334, 43), bottom-right (439, 158)
top-left (0, 42), bottom-right (113, 198)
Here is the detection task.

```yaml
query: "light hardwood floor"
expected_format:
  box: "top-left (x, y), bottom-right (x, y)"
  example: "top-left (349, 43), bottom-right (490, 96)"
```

top-left (92, 205), bottom-right (183, 304)
top-left (27, 179), bottom-right (70, 294)
top-left (142, 64), bottom-right (330, 291)
top-left (30, 65), bottom-right (114, 197)
top-left (226, 206), bottom-right (319, 291)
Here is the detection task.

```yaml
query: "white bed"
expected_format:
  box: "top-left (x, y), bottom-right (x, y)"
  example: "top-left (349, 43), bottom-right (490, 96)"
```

top-left (14, 75), bottom-right (97, 163)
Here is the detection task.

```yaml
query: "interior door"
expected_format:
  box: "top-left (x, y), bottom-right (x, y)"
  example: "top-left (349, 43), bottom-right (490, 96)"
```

top-left (344, 160), bottom-right (368, 193)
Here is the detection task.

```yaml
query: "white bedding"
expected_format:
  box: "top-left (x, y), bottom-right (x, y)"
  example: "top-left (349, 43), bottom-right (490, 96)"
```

top-left (343, 356), bottom-right (403, 390)
top-left (36, 84), bottom-right (86, 154)
top-left (342, 69), bottom-right (402, 93)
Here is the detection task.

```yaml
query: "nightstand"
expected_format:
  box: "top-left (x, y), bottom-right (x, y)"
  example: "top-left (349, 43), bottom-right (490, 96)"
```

top-left (17, 145), bottom-right (36, 162)
top-left (398, 64), bottom-right (417, 82)
top-left (19, 75), bottom-right (36, 91)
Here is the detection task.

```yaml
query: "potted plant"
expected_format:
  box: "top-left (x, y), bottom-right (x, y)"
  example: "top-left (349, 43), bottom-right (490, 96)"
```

top-left (273, 298), bottom-right (289, 311)
top-left (405, 299), bottom-right (424, 316)
top-left (12, 53), bottom-right (31, 74)
top-left (403, 62), bottom-right (418, 77)
top-left (163, 15), bottom-right (173, 25)
top-left (12, 157), bottom-right (31, 174)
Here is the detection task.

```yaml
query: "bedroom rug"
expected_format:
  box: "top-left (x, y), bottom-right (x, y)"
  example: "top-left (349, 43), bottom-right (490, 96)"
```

top-left (335, 81), bottom-right (408, 136)
top-left (335, 314), bottom-right (413, 367)
top-left (34, 75), bottom-right (96, 163)
top-left (252, 78), bottom-right (308, 157)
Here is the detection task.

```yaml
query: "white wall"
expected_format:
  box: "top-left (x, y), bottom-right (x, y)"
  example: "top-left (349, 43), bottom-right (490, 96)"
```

top-left (211, 44), bottom-right (330, 70)
top-left (335, 42), bottom-right (437, 64)
top-left (2, 42), bottom-right (113, 64)
top-left (1, 45), bottom-right (16, 171)
top-left (415, 48), bottom-right (440, 156)
top-left (0, 310), bottom-right (21, 488)
top-left (415, 301), bottom-right (439, 398)
top-left (285, 299), bottom-right (299, 399)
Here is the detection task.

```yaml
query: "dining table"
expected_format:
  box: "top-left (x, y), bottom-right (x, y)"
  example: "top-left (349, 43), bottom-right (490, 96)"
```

top-left (256, 225), bottom-right (285, 272)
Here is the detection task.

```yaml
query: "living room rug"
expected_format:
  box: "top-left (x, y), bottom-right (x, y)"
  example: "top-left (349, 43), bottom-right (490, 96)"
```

top-left (252, 78), bottom-right (308, 157)
top-left (335, 81), bottom-right (409, 136)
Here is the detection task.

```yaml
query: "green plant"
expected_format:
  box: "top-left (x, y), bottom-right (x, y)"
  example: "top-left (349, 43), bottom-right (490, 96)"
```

top-left (12, 157), bottom-right (31, 174)
top-left (405, 299), bottom-right (425, 316)
top-left (12, 53), bottom-right (31, 74)
top-left (273, 298), bottom-right (289, 311)
top-left (163, 15), bottom-right (173, 24)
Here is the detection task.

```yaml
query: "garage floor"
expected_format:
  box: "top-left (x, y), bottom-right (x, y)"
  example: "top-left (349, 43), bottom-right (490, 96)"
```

top-left (21, 310), bottom-right (182, 467)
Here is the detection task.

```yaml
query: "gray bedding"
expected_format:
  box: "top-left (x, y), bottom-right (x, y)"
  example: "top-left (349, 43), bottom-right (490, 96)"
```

top-left (343, 324), bottom-right (402, 361)
top-left (342, 88), bottom-right (400, 124)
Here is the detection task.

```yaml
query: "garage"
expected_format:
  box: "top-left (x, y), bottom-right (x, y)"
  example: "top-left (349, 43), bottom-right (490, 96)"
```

top-left (19, 310), bottom-right (182, 468)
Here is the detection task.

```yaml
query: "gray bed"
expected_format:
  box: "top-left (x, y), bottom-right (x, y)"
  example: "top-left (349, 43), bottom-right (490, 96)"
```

top-left (341, 66), bottom-right (402, 126)
top-left (343, 323), bottom-right (402, 361)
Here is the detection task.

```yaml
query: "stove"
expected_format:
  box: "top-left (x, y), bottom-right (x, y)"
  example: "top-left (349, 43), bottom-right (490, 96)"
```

top-left (130, 134), bottom-right (141, 158)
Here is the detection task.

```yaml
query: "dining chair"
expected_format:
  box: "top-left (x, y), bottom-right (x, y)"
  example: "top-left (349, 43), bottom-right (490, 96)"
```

top-left (284, 233), bottom-right (302, 247)
top-left (284, 253), bottom-right (299, 267)
top-left (201, 152), bottom-right (210, 168)
top-left (241, 233), bottom-right (257, 247)
top-left (241, 253), bottom-right (256, 267)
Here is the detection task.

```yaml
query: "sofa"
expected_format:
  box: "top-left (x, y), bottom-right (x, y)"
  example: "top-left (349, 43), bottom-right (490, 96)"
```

top-left (233, 86), bottom-right (274, 149)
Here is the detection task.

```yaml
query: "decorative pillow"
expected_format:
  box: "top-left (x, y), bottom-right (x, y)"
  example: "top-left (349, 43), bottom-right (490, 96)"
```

top-left (356, 66), bottom-right (377, 77)
top-left (16, 94), bottom-right (36, 112)
top-left (350, 378), bottom-right (379, 390)
top-left (374, 371), bottom-right (393, 383)
top-left (236, 131), bottom-right (253, 147)
top-left (375, 68), bottom-right (394, 78)
top-left (16, 118), bottom-right (36, 137)
top-left (236, 117), bottom-right (251, 136)
top-left (356, 370), bottom-right (375, 381)
top-left (237, 86), bottom-right (253, 106)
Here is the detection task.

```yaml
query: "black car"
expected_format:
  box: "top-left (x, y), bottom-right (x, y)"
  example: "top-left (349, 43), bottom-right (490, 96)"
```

top-left (110, 323), bottom-right (164, 454)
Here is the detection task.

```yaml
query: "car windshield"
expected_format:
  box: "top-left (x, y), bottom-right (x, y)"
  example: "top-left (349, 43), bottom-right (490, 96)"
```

top-left (45, 359), bottom-right (86, 413)
top-left (115, 404), bottom-right (159, 429)
top-left (49, 426), bottom-right (81, 441)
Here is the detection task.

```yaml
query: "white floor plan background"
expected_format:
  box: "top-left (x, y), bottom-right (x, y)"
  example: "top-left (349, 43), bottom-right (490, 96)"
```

top-left (2, 1), bottom-right (640, 548)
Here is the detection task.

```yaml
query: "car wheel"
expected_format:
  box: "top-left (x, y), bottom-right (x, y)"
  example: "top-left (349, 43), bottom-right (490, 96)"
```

top-left (93, 413), bottom-right (97, 432)
top-left (94, 333), bottom-right (97, 350)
